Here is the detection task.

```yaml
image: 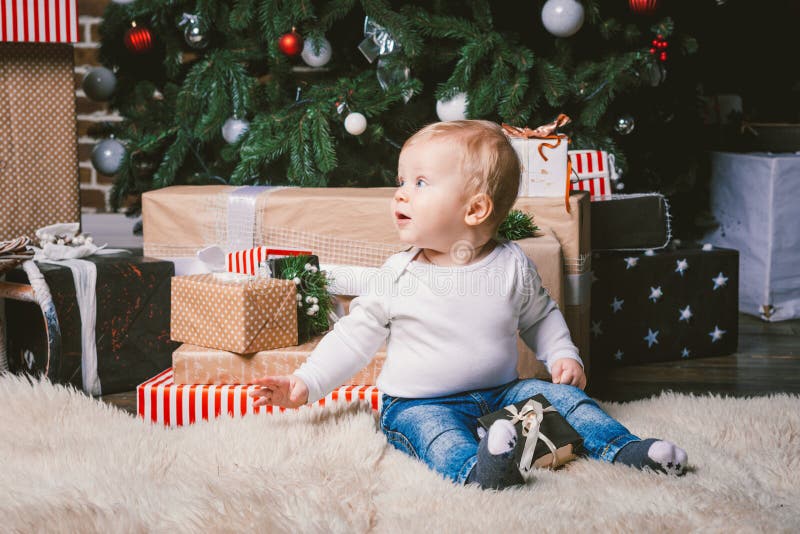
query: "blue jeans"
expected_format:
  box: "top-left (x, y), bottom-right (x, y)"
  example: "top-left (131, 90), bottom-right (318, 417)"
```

top-left (379, 378), bottom-right (640, 485)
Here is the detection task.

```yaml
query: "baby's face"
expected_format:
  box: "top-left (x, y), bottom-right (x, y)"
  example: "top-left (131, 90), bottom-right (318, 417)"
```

top-left (392, 138), bottom-right (470, 251)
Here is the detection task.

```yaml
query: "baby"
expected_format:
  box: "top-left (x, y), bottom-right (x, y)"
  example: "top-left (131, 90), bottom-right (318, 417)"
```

top-left (249, 120), bottom-right (688, 489)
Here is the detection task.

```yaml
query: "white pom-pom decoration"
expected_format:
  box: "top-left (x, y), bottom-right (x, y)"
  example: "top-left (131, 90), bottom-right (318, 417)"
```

top-left (436, 92), bottom-right (468, 122)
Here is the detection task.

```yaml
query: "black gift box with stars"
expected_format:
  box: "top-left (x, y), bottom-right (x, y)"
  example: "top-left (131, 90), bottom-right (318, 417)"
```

top-left (590, 245), bottom-right (739, 367)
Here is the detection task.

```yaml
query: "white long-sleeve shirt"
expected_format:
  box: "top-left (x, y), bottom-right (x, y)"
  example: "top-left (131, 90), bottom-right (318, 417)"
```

top-left (293, 239), bottom-right (582, 403)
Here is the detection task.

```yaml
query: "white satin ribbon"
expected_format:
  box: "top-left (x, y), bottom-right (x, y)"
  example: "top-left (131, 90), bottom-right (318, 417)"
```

top-left (34, 245), bottom-right (130, 396)
top-left (226, 186), bottom-right (286, 252)
top-left (506, 399), bottom-right (559, 473)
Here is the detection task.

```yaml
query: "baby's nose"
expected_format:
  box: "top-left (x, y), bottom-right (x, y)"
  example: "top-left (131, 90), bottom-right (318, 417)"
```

top-left (394, 187), bottom-right (409, 202)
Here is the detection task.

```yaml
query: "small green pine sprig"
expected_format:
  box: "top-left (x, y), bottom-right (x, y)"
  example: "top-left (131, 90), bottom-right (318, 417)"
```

top-left (277, 255), bottom-right (334, 342)
top-left (497, 210), bottom-right (539, 241)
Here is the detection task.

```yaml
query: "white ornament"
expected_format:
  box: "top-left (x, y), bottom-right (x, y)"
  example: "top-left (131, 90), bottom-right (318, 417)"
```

top-left (305, 295), bottom-right (313, 303)
top-left (344, 112), bottom-right (367, 135)
top-left (436, 92), bottom-right (468, 122)
top-left (222, 117), bottom-right (250, 144)
top-left (541, 0), bottom-right (585, 38)
top-left (304, 263), bottom-right (313, 271)
top-left (301, 37), bottom-right (332, 68)
top-left (293, 277), bottom-right (301, 285)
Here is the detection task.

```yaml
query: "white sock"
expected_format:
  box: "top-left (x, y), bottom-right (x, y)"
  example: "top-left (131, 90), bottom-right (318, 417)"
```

top-left (487, 419), bottom-right (517, 456)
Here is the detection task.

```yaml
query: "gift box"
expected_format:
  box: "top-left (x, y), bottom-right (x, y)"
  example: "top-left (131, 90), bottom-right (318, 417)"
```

top-left (568, 150), bottom-right (614, 200)
top-left (590, 194), bottom-right (671, 251)
top-left (503, 117), bottom-right (571, 198)
top-left (138, 368), bottom-right (381, 427)
top-left (703, 152), bottom-right (800, 321)
top-left (478, 394), bottom-right (583, 473)
top-left (143, 186), bottom-right (591, 370)
top-left (171, 274), bottom-right (298, 353)
top-left (569, 178), bottom-right (611, 199)
top-left (227, 246), bottom-right (313, 276)
top-left (172, 336), bottom-right (386, 386)
top-left (590, 246), bottom-right (739, 367)
top-left (4, 255), bottom-right (177, 395)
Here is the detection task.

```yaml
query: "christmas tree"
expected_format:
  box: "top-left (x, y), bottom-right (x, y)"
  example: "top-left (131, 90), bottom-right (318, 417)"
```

top-left (93, 0), bottom-right (698, 228)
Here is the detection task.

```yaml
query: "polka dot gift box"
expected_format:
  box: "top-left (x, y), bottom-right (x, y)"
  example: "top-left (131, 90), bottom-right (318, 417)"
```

top-left (170, 274), bottom-right (298, 354)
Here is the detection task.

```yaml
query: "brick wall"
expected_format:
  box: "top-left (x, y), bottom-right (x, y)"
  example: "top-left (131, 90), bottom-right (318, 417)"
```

top-left (75, 0), bottom-right (116, 213)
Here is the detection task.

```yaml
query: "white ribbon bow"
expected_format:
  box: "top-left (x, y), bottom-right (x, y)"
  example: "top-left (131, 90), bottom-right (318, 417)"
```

top-left (506, 399), bottom-right (560, 473)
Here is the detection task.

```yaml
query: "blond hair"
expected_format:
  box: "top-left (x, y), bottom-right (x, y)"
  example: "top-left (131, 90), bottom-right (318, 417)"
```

top-left (402, 120), bottom-right (520, 228)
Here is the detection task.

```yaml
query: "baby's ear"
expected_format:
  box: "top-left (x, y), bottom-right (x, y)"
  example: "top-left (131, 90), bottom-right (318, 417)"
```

top-left (464, 193), bottom-right (494, 227)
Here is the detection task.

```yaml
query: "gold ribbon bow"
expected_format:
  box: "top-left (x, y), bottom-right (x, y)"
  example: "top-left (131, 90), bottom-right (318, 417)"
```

top-left (502, 114), bottom-right (573, 212)
top-left (506, 399), bottom-right (560, 474)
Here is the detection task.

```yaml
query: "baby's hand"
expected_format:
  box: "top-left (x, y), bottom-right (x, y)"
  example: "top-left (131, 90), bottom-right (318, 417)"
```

top-left (551, 358), bottom-right (587, 390)
top-left (248, 375), bottom-right (309, 408)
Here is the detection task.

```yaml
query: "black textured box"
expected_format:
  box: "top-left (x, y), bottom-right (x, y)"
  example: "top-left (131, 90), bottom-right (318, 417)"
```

top-left (5, 255), bottom-right (178, 394)
top-left (590, 246), bottom-right (738, 367)
top-left (591, 194), bottom-right (670, 251)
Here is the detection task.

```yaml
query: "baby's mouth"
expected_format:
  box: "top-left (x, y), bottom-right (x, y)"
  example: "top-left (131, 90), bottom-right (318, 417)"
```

top-left (395, 212), bottom-right (411, 221)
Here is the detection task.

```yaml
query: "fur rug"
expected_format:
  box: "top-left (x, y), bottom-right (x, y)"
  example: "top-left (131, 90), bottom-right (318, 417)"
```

top-left (2, 375), bottom-right (799, 533)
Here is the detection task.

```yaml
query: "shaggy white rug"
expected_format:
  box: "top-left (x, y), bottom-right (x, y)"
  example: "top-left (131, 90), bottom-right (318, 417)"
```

top-left (1, 375), bottom-right (799, 533)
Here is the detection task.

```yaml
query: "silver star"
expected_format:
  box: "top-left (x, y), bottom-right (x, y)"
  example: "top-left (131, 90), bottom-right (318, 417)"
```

top-left (678, 305), bottom-right (693, 322)
top-left (591, 321), bottom-right (603, 337)
top-left (712, 272), bottom-right (729, 290)
top-left (649, 286), bottom-right (663, 303)
top-left (675, 258), bottom-right (689, 276)
top-left (681, 347), bottom-right (691, 358)
top-left (624, 257), bottom-right (639, 269)
top-left (610, 297), bottom-right (624, 313)
top-left (644, 328), bottom-right (659, 348)
top-left (613, 349), bottom-right (624, 361)
top-left (709, 325), bottom-right (727, 342)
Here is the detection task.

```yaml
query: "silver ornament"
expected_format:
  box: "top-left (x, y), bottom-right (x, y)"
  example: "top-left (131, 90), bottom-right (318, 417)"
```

top-left (614, 114), bottom-right (636, 135)
top-left (344, 112), bottom-right (368, 135)
top-left (436, 92), bottom-right (468, 122)
top-left (91, 138), bottom-right (126, 176)
top-left (301, 37), bottom-right (332, 68)
top-left (376, 57), bottom-right (411, 101)
top-left (182, 14), bottom-right (209, 50)
top-left (222, 117), bottom-right (250, 144)
top-left (644, 62), bottom-right (667, 87)
top-left (541, 0), bottom-right (585, 38)
top-left (82, 67), bottom-right (117, 101)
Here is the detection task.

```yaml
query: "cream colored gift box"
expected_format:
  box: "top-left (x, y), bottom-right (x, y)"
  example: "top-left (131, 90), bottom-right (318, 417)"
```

top-left (170, 274), bottom-right (298, 354)
top-left (145, 187), bottom-right (590, 372)
top-left (509, 136), bottom-right (570, 198)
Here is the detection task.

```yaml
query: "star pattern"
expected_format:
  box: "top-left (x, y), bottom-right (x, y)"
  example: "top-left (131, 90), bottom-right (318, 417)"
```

top-left (709, 325), bottom-right (726, 342)
top-left (675, 258), bottom-right (689, 276)
top-left (648, 286), bottom-right (663, 302)
top-left (644, 328), bottom-right (659, 348)
top-left (591, 321), bottom-right (603, 337)
top-left (591, 247), bottom-right (737, 367)
top-left (712, 272), bottom-right (729, 290)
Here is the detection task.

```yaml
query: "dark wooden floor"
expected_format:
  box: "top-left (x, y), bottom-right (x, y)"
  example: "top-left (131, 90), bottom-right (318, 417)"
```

top-left (102, 313), bottom-right (800, 415)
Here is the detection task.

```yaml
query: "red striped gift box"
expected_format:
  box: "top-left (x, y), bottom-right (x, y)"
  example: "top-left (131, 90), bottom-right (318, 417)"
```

top-left (226, 246), bottom-right (312, 276)
top-left (0, 0), bottom-right (78, 43)
top-left (570, 177), bottom-right (612, 199)
top-left (137, 369), bottom-right (381, 427)
top-left (568, 150), bottom-right (610, 181)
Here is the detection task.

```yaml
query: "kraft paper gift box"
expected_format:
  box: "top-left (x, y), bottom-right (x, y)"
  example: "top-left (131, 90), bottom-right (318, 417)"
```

top-left (703, 151), bottom-right (800, 321)
top-left (172, 336), bottom-right (386, 386)
top-left (590, 245), bottom-right (738, 367)
top-left (478, 394), bottom-right (583, 473)
top-left (4, 255), bottom-right (177, 395)
top-left (170, 274), bottom-right (298, 353)
top-left (138, 369), bottom-right (380, 427)
top-left (0, 37), bottom-right (80, 240)
top-left (143, 186), bottom-right (591, 370)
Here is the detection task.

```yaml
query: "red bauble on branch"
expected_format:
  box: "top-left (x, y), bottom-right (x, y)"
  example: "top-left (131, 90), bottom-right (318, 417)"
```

top-left (124, 23), bottom-right (153, 54)
top-left (650, 34), bottom-right (669, 62)
top-left (629, 0), bottom-right (659, 15)
top-left (278, 30), bottom-right (303, 56)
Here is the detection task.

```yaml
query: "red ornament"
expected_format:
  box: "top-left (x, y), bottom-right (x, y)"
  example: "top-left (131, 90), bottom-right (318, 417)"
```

top-left (278, 30), bottom-right (303, 56)
top-left (629, 0), bottom-right (659, 15)
top-left (124, 24), bottom-right (153, 54)
top-left (649, 34), bottom-right (669, 62)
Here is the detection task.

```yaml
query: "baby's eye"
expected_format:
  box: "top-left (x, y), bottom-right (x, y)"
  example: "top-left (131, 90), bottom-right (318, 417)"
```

top-left (396, 177), bottom-right (404, 187)
top-left (416, 179), bottom-right (427, 188)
